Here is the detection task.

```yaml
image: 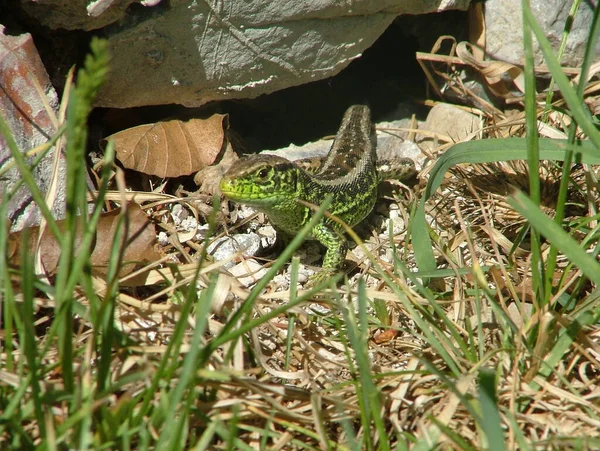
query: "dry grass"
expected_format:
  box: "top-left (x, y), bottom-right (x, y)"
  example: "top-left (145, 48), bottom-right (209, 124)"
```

top-left (3, 12), bottom-right (600, 450)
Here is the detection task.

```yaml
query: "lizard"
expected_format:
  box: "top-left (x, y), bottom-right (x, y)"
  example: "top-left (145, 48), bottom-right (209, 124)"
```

top-left (219, 105), bottom-right (417, 286)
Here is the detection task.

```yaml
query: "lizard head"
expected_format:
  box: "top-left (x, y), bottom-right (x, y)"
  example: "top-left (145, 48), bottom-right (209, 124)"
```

top-left (219, 155), bottom-right (300, 207)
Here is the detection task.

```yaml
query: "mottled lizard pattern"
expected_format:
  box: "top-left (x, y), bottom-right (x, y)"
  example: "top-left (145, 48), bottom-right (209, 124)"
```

top-left (219, 105), bottom-right (416, 285)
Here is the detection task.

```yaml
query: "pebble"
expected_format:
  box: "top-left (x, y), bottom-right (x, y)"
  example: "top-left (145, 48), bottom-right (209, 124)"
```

top-left (238, 205), bottom-right (259, 220)
top-left (257, 225), bottom-right (277, 248)
top-left (228, 259), bottom-right (268, 287)
top-left (383, 213), bottom-right (407, 237)
top-left (207, 233), bottom-right (261, 268)
top-left (157, 231), bottom-right (168, 246)
top-left (196, 223), bottom-right (211, 240)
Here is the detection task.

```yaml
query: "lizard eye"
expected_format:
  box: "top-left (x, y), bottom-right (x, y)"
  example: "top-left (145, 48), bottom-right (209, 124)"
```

top-left (257, 168), bottom-right (269, 178)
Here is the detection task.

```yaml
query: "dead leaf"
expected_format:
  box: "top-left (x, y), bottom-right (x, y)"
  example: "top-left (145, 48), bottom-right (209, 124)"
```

top-left (103, 114), bottom-right (228, 178)
top-left (9, 203), bottom-right (160, 278)
top-left (373, 329), bottom-right (399, 344)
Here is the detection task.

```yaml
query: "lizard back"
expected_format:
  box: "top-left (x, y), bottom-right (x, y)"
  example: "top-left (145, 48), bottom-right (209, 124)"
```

top-left (302, 105), bottom-right (379, 228)
top-left (314, 105), bottom-right (378, 184)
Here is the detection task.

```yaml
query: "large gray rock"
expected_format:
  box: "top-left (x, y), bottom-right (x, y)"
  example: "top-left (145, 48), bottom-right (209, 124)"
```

top-left (91, 0), bottom-right (470, 108)
top-left (20, 0), bottom-right (139, 31)
top-left (485, 0), bottom-right (600, 67)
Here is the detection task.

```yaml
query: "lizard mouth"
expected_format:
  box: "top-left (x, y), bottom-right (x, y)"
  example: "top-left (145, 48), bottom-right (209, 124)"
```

top-left (219, 178), bottom-right (233, 193)
top-left (220, 178), bottom-right (274, 204)
top-left (219, 178), bottom-right (244, 200)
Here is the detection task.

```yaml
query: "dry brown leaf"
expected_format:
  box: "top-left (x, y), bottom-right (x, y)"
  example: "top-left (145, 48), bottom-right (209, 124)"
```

top-left (372, 328), bottom-right (399, 344)
top-left (9, 203), bottom-right (160, 278)
top-left (104, 114), bottom-right (228, 178)
top-left (467, 1), bottom-right (485, 59)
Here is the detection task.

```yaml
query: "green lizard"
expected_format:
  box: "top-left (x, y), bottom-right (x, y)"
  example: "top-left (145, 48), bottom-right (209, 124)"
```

top-left (219, 105), bottom-right (416, 285)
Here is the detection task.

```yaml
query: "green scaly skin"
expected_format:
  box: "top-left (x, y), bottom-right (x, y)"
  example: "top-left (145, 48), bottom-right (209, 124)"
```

top-left (219, 105), bottom-right (416, 286)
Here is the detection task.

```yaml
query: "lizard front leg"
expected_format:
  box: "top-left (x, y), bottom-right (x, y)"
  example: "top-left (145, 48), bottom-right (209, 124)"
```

top-left (305, 223), bottom-right (348, 287)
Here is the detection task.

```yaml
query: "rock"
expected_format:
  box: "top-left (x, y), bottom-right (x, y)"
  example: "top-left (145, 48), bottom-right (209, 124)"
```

top-left (228, 258), bottom-right (268, 287)
top-left (256, 225), bottom-right (277, 249)
top-left (207, 233), bottom-right (261, 268)
top-left (485, 0), bottom-right (600, 67)
top-left (418, 103), bottom-right (480, 151)
top-left (0, 27), bottom-right (66, 231)
top-left (379, 140), bottom-right (423, 167)
top-left (20, 0), bottom-right (137, 31)
top-left (383, 207), bottom-right (407, 236)
top-left (85, 0), bottom-right (470, 108)
top-left (376, 110), bottom-right (425, 167)
top-left (263, 141), bottom-right (329, 162)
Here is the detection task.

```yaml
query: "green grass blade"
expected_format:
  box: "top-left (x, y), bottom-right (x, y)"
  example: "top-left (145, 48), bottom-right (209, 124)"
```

top-left (413, 138), bottom-right (600, 275)
top-left (0, 192), bottom-right (15, 374)
top-left (506, 191), bottom-right (600, 285)
top-left (537, 310), bottom-right (595, 384)
top-left (341, 279), bottom-right (389, 450)
top-left (157, 280), bottom-right (214, 449)
top-left (285, 257), bottom-right (301, 370)
top-left (49, 38), bottom-right (109, 398)
top-left (20, 228), bottom-right (46, 438)
top-left (522, 0), bottom-right (545, 303)
top-left (478, 369), bottom-right (505, 451)
top-left (538, 2), bottom-right (600, 298)
top-left (541, 0), bottom-right (582, 111)
top-left (522, 3), bottom-right (600, 149)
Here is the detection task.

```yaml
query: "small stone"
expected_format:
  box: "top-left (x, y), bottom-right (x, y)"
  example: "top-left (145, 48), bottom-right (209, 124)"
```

top-left (238, 205), bottom-right (259, 220)
top-left (207, 233), bottom-right (261, 268)
top-left (257, 225), bottom-right (278, 248)
top-left (196, 223), bottom-right (211, 240)
top-left (506, 302), bottom-right (533, 329)
top-left (384, 215), bottom-right (407, 236)
top-left (157, 231), bottom-right (169, 246)
top-left (381, 248), bottom-right (395, 264)
top-left (301, 242), bottom-right (322, 266)
top-left (264, 142), bottom-right (329, 161)
top-left (418, 103), bottom-right (480, 152)
top-left (229, 259), bottom-right (268, 287)
top-left (308, 303), bottom-right (332, 315)
top-left (179, 216), bottom-right (199, 233)
top-left (378, 137), bottom-right (424, 167)
top-left (286, 265), bottom-right (311, 284)
top-left (351, 244), bottom-right (368, 263)
top-left (272, 273), bottom-right (290, 291)
top-left (170, 204), bottom-right (187, 225)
